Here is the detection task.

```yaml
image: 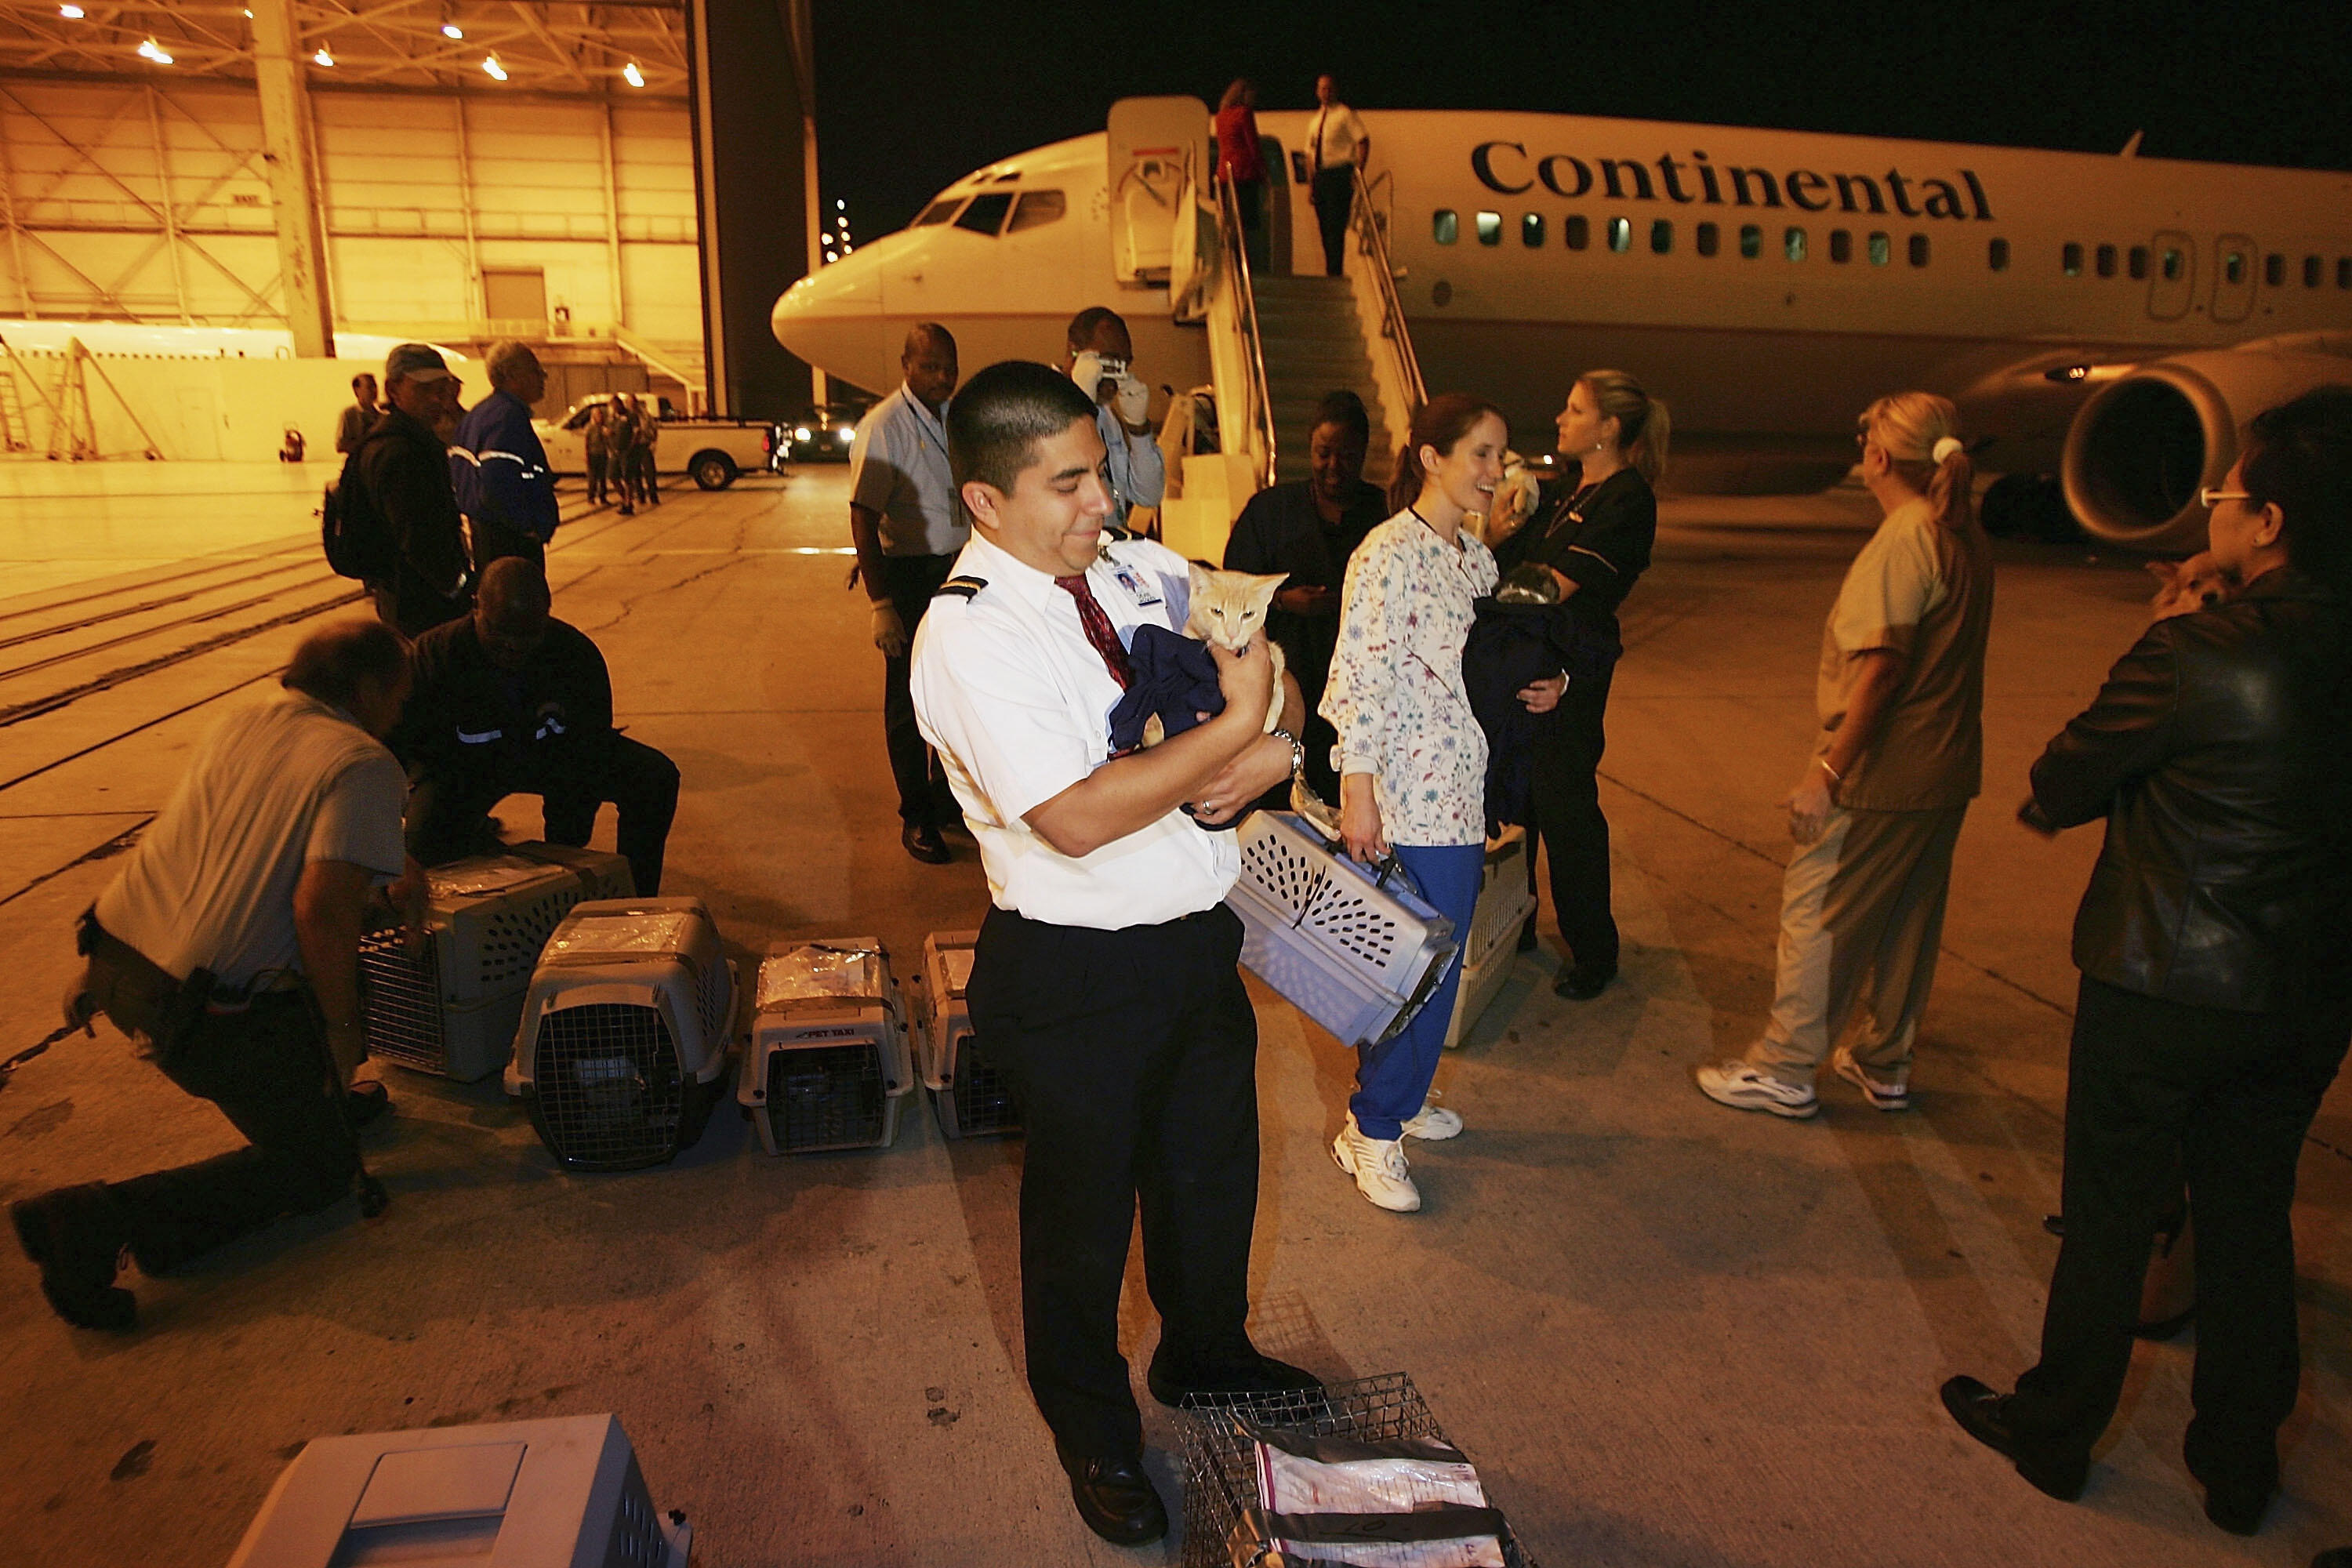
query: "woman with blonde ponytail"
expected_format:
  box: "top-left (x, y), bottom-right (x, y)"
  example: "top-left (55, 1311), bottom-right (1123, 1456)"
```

top-left (1491, 368), bottom-right (1668, 999)
top-left (1697, 390), bottom-right (1994, 1120)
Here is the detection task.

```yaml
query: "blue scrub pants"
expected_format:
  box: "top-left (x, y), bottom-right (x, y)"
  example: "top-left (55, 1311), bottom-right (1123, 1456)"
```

top-left (1350, 840), bottom-right (1486, 1140)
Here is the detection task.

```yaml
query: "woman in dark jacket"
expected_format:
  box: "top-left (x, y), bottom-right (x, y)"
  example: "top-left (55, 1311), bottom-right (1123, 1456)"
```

top-left (1490, 369), bottom-right (1668, 999)
top-left (1943, 387), bottom-right (2352, 1536)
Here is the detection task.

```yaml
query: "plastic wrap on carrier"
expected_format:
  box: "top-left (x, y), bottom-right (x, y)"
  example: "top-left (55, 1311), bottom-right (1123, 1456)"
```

top-left (756, 942), bottom-right (889, 1014)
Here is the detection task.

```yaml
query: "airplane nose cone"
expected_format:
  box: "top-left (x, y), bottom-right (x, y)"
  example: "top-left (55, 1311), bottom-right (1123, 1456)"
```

top-left (772, 254), bottom-right (885, 387)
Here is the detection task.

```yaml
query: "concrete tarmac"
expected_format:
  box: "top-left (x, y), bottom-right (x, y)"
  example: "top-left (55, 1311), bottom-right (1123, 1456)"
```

top-left (0, 463), bottom-right (2346, 1566)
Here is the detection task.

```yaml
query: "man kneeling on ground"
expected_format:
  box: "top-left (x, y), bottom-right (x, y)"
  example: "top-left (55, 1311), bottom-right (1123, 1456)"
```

top-left (11, 619), bottom-right (417, 1332)
top-left (394, 557), bottom-right (680, 895)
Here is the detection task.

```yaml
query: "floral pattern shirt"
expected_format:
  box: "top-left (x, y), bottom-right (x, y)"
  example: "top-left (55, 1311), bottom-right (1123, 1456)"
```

top-left (1321, 510), bottom-right (1499, 847)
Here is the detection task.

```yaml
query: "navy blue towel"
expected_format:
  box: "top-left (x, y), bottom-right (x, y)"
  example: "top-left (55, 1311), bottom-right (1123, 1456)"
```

top-left (1108, 622), bottom-right (1225, 753)
top-left (1462, 601), bottom-right (1622, 833)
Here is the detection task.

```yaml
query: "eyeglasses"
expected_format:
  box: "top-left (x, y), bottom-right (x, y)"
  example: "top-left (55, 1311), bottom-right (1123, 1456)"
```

top-left (2198, 486), bottom-right (2252, 509)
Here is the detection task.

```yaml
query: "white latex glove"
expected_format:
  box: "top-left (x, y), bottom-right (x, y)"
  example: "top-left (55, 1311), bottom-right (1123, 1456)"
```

top-left (871, 601), bottom-right (908, 658)
top-left (1070, 350), bottom-right (1114, 401)
top-left (1112, 372), bottom-right (1151, 428)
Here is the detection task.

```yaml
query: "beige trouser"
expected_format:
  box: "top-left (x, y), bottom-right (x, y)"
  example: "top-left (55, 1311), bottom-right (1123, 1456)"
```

top-left (1743, 803), bottom-right (1968, 1088)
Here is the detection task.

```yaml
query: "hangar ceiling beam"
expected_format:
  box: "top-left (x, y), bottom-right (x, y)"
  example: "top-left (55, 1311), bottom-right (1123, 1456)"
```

top-left (250, 0), bottom-right (333, 354)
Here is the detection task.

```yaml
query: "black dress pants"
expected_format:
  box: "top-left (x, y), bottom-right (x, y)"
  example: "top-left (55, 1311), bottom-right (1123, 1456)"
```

top-left (878, 553), bottom-right (961, 828)
top-left (2007, 975), bottom-right (2350, 1491)
top-left (1310, 165), bottom-right (1353, 276)
top-left (408, 731), bottom-right (681, 895)
top-left (966, 903), bottom-right (1261, 1463)
top-left (586, 451), bottom-right (609, 505)
top-left (1526, 662), bottom-right (1617, 975)
top-left (104, 993), bottom-right (358, 1275)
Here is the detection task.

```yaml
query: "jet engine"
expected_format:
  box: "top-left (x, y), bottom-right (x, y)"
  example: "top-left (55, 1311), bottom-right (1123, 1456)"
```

top-left (2062, 347), bottom-right (2352, 552)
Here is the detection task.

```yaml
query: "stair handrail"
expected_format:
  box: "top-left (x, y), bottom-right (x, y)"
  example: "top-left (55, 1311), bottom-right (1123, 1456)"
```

top-left (1215, 172), bottom-right (1278, 489)
top-left (1350, 164), bottom-right (1425, 409)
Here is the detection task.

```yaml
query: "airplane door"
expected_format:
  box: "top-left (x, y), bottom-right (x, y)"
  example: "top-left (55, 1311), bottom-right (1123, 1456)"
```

top-left (2145, 230), bottom-right (2194, 321)
top-left (1109, 96), bottom-right (1210, 285)
top-left (2212, 234), bottom-right (2257, 324)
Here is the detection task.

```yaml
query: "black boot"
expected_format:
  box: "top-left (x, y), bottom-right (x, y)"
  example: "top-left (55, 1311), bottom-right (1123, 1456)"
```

top-left (11, 1182), bottom-right (135, 1331)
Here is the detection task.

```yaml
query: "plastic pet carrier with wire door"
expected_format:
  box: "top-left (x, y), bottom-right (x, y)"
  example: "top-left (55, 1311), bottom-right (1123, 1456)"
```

top-left (916, 929), bottom-right (1022, 1138)
top-left (738, 939), bottom-right (914, 1154)
top-left (1444, 826), bottom-right (1538, 1049)
top-left (509, 898), bottom-right (736, 1171)
top-left (226, 1414), bottom-right (689, 1568)
top-left (1225, 811), bottom-right (1460, 1047)
top-left (359, 844), bottom-right (633, 1082)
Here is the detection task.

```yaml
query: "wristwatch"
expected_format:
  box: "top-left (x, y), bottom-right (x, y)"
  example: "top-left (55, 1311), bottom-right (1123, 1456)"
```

top-left (1269, 727), bottom-right (1305, 779)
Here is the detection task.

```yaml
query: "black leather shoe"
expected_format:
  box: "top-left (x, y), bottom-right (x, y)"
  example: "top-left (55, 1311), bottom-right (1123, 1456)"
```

top-left (11, 1183), bottom-right (135, 1332)
top-left (1146, 1347), bottom-right (1324, 1409)
top-left (348, 1080), bottom-right (393, 1127)
top-left (1059, 1452), bottom-right (1167, 1546)
top-left (1552, 965), bottom-right (1615, 1001)
top-left (902, 822), bottom-right (952, 865)
top-left (2201, 1481), bottom-right (2273, 1537)
top-left (1939, 1375), bottom-right (2086, 1502)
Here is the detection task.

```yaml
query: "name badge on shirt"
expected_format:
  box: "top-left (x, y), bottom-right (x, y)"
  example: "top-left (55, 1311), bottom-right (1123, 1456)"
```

top-left (1105, 556), bottom-right (1162, 608)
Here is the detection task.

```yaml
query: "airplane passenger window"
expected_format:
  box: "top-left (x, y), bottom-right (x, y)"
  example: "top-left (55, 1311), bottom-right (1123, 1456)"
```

top-left (1908, 234), bottom-right (1929, 267)
top-left (1523, 212), bottom-right (1545, 247)
top-left (1650, 220), bottom-right (1672, 255)
top-left (1608, 217), bottom-right (1632, 252)
top-left (1868, 232), bottom-right (1890, 267)
top-left (2162, 247), bottom-right (2182, 281)
top-left (2264, 253), bottom-right (2284, 287)
top-left (1828, 230), bottom-right (1851, 263)
top-left (2129, 245), bottom-right (2149, 280)
top-left (2096, 244), bottom-right (2117, 278)
top-left (1005, 190), bottom-right (1066, 233)
top-left (1565, 214), bottom-right (1589, 251)
top-left (954, 192), bottom-right (1014, 235)
top-left (913, 198), bottom-right (964, 227)
top-left (1697, 222), bottom-right (1719, 257)
top-left (2339, 258), bottom-right (2351, 289)
top-left (1476, 211), bottom-right (1502, 245)
top-left (2303, 255), bottom-right (2322, 288)
top-left (2223, 250), bottom-right (2245, 285)
top-left (1434, 209), bottom-right (1458, 245)
top-left (2062, 242), bottom-right (2083, 277)
top-left (1990, 238), bottom-right (2011, 271)
top-left (1785, 227), bottom-right (1807, 262)
top-left (1740, 224), bottom-right (1762, 260)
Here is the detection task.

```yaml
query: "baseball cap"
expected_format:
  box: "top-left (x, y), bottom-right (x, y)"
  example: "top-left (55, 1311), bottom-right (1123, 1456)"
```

top-left (384, 343), bottom-right (453, 383)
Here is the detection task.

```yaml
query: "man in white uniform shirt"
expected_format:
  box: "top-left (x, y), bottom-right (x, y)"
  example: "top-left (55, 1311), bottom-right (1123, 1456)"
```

top-left (1305, 73), bottom-right (1370, 276)
top-left (911, 361), bottom-right (1314, 1545)
top-left (849, 322), bottom-right (968, 863)
top-left (10, 620), bottom-right (415, 1332)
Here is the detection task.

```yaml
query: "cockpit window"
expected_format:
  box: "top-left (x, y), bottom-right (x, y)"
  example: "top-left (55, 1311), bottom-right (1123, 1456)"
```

top-left (1006, 190), bottom-right (1067, 233)
top-left (914, 197), bottom-right (964, 227)
top-left (955, 192), bottom-right (1014, 235)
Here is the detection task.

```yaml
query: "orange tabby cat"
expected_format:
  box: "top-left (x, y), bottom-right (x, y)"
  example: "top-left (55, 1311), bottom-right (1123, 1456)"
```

top-left (1138, 564), bottom-right (1289, 746)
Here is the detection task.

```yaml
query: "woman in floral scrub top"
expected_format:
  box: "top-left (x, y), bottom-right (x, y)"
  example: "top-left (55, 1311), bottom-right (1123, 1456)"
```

top-left (1319, 394), bottom-right (1566, 1212)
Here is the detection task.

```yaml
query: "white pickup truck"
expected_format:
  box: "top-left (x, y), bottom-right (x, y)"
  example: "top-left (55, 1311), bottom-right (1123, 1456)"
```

top-left (534, 394), bottom-right (784, 490)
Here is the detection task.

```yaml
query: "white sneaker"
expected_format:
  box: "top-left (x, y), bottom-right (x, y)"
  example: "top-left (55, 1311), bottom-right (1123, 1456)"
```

top-left (1400, 1099), bottom-right (1463, 1141)
top-left (1693, 1060), bottom-right (1820, 1119)
top-left (1332, 1115), bottom-right (1421, 1211)
top-left (1830, 1047), bottom-right (1911, 1111)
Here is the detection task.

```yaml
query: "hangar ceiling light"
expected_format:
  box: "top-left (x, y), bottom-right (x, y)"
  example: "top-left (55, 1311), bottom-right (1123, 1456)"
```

top-left (441, 22), bottom-right (463, 39)
top-left (312, 45), bottom-right (332, 66)
top-left (480, 51), bottom-right (504, 80)
top-left (622, 59), bottom-right (642, 87)
top-left (57, 3), bottom-right (82, 16)
top-left (135, 34), bottom-right (170, 64)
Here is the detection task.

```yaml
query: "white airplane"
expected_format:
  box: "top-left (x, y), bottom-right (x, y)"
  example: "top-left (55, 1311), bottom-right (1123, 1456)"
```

top-left (772, 101), bottom-right (2352, 550)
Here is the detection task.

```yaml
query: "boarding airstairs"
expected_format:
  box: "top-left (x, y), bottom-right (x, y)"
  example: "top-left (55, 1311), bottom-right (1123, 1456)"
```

top-left (1110, 95), bottom-right (1424, 559)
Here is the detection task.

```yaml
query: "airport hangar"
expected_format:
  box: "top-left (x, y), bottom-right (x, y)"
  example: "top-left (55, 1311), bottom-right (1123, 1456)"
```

top-left (0, 0), bottom-right (824, 452)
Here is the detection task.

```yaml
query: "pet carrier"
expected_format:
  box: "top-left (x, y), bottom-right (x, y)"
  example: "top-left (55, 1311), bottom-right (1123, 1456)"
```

top-left (510, 840), bottom-right (637, 901)
top-left (359, 845), bottom-right (626, 1082)
top-left (1175, 1373), bottom-right (1541, 1568)
top-left (916, 929), bottom-right (1022, 1139)
top-left (226, 1414), bottom-right (688, 1568)
top-left (736, 939), bottom-right (913, 1154)
top-left (1225, 812), bottom-right (1459, 1047)
top-left (1444, 827), bottom-right (1538, 1049)
top-left (510, 898), bottom-right (735, 1171)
